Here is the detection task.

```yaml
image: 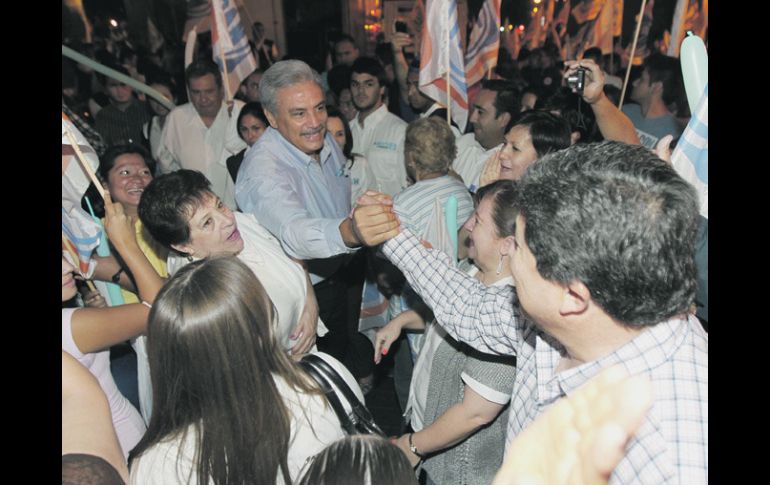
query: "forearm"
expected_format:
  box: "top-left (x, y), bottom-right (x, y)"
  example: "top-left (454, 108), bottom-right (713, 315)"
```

top-left (71, 304), bottom-right (150, 354)
top-left (382, 230), bottom-right (520, 355)
top-left (411, 389), bottom-right (504, 454)
top-left (92, 254), bottom-right (137, 292)
top-left (110, 239), bottom-right (164, 303)
top-left (393, 48), bottom-right (410, 105)
top-left (590, 93), bottom-right (640, 145)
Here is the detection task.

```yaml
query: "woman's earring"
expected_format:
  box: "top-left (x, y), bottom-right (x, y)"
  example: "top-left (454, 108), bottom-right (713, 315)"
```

top-left (496, 255), bottom-right (504, 275)
top-left (186, 254), bottom-right (193, 262)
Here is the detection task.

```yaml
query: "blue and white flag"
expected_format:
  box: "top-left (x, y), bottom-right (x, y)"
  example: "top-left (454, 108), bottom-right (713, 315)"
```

top-left (211, 0), bottom-right (257, 99)
top-left (671, 84), bottom-right (707, 219)
top-left (464, 0), bottom-right (500, 87)
top-left (420, 0), bottom-right (469, 132)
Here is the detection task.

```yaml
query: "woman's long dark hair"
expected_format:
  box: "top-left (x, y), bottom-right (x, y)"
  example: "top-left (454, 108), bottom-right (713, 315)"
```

top-left (129, 256), bottom-right (320, 485)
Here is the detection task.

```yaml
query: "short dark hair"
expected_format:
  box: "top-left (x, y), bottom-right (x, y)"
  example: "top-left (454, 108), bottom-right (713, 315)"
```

top-left (514, 110), bottom-right (572, 157)
top-left (138, 170), bottom-right (213, 254)
top-left (325, 105), bottom-right (353, 159)
top-left (327, 64), bottom-right (353, 98)
top-left (517, 141), bottom-right (699, 326)
top-left (474, 179), bottom-right (519, 239)
top-left (644, 54), bottom-right (682, 105)
top-left (480, 79), bottom-right (521, 121)
top-left (185, 60), bottom-right (222, 88)
top-left (351, 56), bottom-right (388, 88)
top-left (296, 435), bottom-right (419, 485)
top-left (582, 47), bottom-right (603, 64)
top-left (62, 453), bottom-right (125, 485)
top-left (536, 88), bottom-right (599, 143)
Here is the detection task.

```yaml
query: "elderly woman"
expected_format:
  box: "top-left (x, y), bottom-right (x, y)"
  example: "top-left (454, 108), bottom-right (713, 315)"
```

top-left (374, 180), bottom-right (519, 485)
top-left (138, 169), bottom-right (324, 355)
top-left (129, 257), bottom-right (348, 484)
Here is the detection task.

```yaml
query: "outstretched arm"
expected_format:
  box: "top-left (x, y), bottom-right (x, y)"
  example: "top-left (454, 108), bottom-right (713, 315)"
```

top-left (564, 59), bottom-right (639, 145)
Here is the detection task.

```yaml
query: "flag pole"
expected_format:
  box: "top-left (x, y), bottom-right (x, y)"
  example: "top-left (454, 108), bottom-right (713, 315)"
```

top-left (619, 0), bottom-right (647, 107)
top-left (63, 128), bottom-right (106, 200)
top-left (446, 4), bottom-right (451, 125)
top-left (219, 42), bottom-right (233, 103)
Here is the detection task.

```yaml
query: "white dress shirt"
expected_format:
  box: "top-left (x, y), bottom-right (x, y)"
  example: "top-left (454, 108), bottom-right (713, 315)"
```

top-left (157, 101), bottom-right (247, 209)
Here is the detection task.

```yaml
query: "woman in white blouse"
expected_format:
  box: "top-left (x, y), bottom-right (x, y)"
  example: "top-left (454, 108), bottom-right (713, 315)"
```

top-left (138, 169), bottom-right (325, 354)
top-left (129, 257), bottom-right (346, 484)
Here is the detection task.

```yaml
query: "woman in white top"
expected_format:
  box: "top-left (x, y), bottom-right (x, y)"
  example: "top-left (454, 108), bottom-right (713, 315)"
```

top-left (137, 169), bottom-right (323, 354)
top-left (128, 256), bottom-right (346, 484)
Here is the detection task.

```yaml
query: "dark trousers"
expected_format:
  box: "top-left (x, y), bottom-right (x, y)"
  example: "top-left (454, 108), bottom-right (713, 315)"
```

top-left (314, 251), bottom-right (373, 379)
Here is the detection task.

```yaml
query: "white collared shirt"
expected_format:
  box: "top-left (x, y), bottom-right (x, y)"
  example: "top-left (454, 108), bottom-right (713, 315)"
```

top-left (350, 104), bottom-right (408, 197)
top-left (157, 101), bottom-right (247, 209)
top-left (452, 133), bottom-right (501, 193)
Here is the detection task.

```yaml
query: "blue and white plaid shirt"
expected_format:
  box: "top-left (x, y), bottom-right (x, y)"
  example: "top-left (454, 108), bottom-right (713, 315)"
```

top-left (383, 230), bottom-right (708, 484)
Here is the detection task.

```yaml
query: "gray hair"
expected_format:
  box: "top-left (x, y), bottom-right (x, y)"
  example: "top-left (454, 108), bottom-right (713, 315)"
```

top-left (404, 117), bottom-right (457, 175)
top-left (259, 60), bottom-right (324, 115)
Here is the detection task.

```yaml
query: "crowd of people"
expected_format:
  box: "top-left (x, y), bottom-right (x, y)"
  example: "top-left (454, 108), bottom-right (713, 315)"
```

top-left (62, 13), bottom-right (707, 485)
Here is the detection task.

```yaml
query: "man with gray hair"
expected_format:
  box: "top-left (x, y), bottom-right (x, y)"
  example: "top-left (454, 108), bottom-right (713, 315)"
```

top-left (235, 60), bottom-right (397, 376)
top-left (355, 141), bottom-right (707, 483)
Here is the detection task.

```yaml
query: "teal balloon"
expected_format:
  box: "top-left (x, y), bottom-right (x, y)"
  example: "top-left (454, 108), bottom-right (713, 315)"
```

top-left (680, 32), bottom-right (708, 114)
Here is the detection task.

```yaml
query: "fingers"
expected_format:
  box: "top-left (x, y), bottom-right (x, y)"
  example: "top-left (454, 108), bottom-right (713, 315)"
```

top-left (654, 135), bottom-right (674, 164)
top-left (356, 191), bottom-right (393, 206)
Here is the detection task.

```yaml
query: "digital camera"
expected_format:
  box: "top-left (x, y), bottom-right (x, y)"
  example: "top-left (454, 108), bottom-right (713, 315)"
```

top-left (567, 67), bottom-right (587, 94)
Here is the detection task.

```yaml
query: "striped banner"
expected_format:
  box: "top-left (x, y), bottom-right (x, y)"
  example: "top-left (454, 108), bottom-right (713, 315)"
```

top-left (420, 0), bottom-right (469, 132)
top-left (62, 114), bottom-right (101, 277)
top-left (464, 0), bottom-right (501, 87)
top-left (211, 0), bottom-right (257, 99)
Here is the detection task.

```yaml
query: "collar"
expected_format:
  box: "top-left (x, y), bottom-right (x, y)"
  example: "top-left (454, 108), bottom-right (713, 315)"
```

top-left (535, 315), bottom-right (694, 404)
top-left (356, 104), bottom-right (389, 129)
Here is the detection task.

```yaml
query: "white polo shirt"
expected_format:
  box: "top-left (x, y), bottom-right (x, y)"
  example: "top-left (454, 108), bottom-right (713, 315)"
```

top-left (350, 104), bottom-right (408, 197)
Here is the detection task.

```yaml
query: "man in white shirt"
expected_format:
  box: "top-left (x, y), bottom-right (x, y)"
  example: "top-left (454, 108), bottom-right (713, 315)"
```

top-left (349, 56), bottom-right (408, 197)
top-left (453, 80), bottom-right (520, 192)
top-left (157, 60), bottom-right (246, 209)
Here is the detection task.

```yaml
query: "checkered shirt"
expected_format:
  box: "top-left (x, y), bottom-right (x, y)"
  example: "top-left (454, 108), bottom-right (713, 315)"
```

top-left (383, 230), bottom-right (708, 484)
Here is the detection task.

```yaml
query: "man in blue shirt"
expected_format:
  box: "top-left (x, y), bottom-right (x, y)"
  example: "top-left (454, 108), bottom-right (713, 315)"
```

top-left (235, 60), bottom-right (397, 376)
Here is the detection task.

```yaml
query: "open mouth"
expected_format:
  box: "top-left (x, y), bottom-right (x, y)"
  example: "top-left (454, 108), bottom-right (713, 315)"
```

top-left (227, 228), bottom-right (241, 242)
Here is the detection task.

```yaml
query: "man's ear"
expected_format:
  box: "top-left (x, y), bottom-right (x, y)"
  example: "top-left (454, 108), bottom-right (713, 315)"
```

top-left (559, 280), bottom-right (591, 316)
top-left (651, 80), bottom-right (664, 96)
top-left (264, 109), bottom-right (278, 128)
top-left (497, 111), bottom-right (512, 130)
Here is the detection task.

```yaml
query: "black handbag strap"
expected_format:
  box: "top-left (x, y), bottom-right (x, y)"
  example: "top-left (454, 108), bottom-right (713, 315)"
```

top-left (300, 354), bottom-right (385, 437)
top-left (299, 358), bottom-right (358, 435)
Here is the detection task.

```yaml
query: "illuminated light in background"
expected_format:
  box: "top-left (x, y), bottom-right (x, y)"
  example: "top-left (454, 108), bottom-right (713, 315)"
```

top-left (518, 25), bottom-right (525, 32)
top-left (109, 18), bottom-right (118, 28)
top-left (533, 7), bottom-right (538, 13)
top-left (534, 0), bottom-right (542, 3)
top-left (508, 24), bottom-right (514, 31)
top-left (500, 26), bottom-right (505, 32)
